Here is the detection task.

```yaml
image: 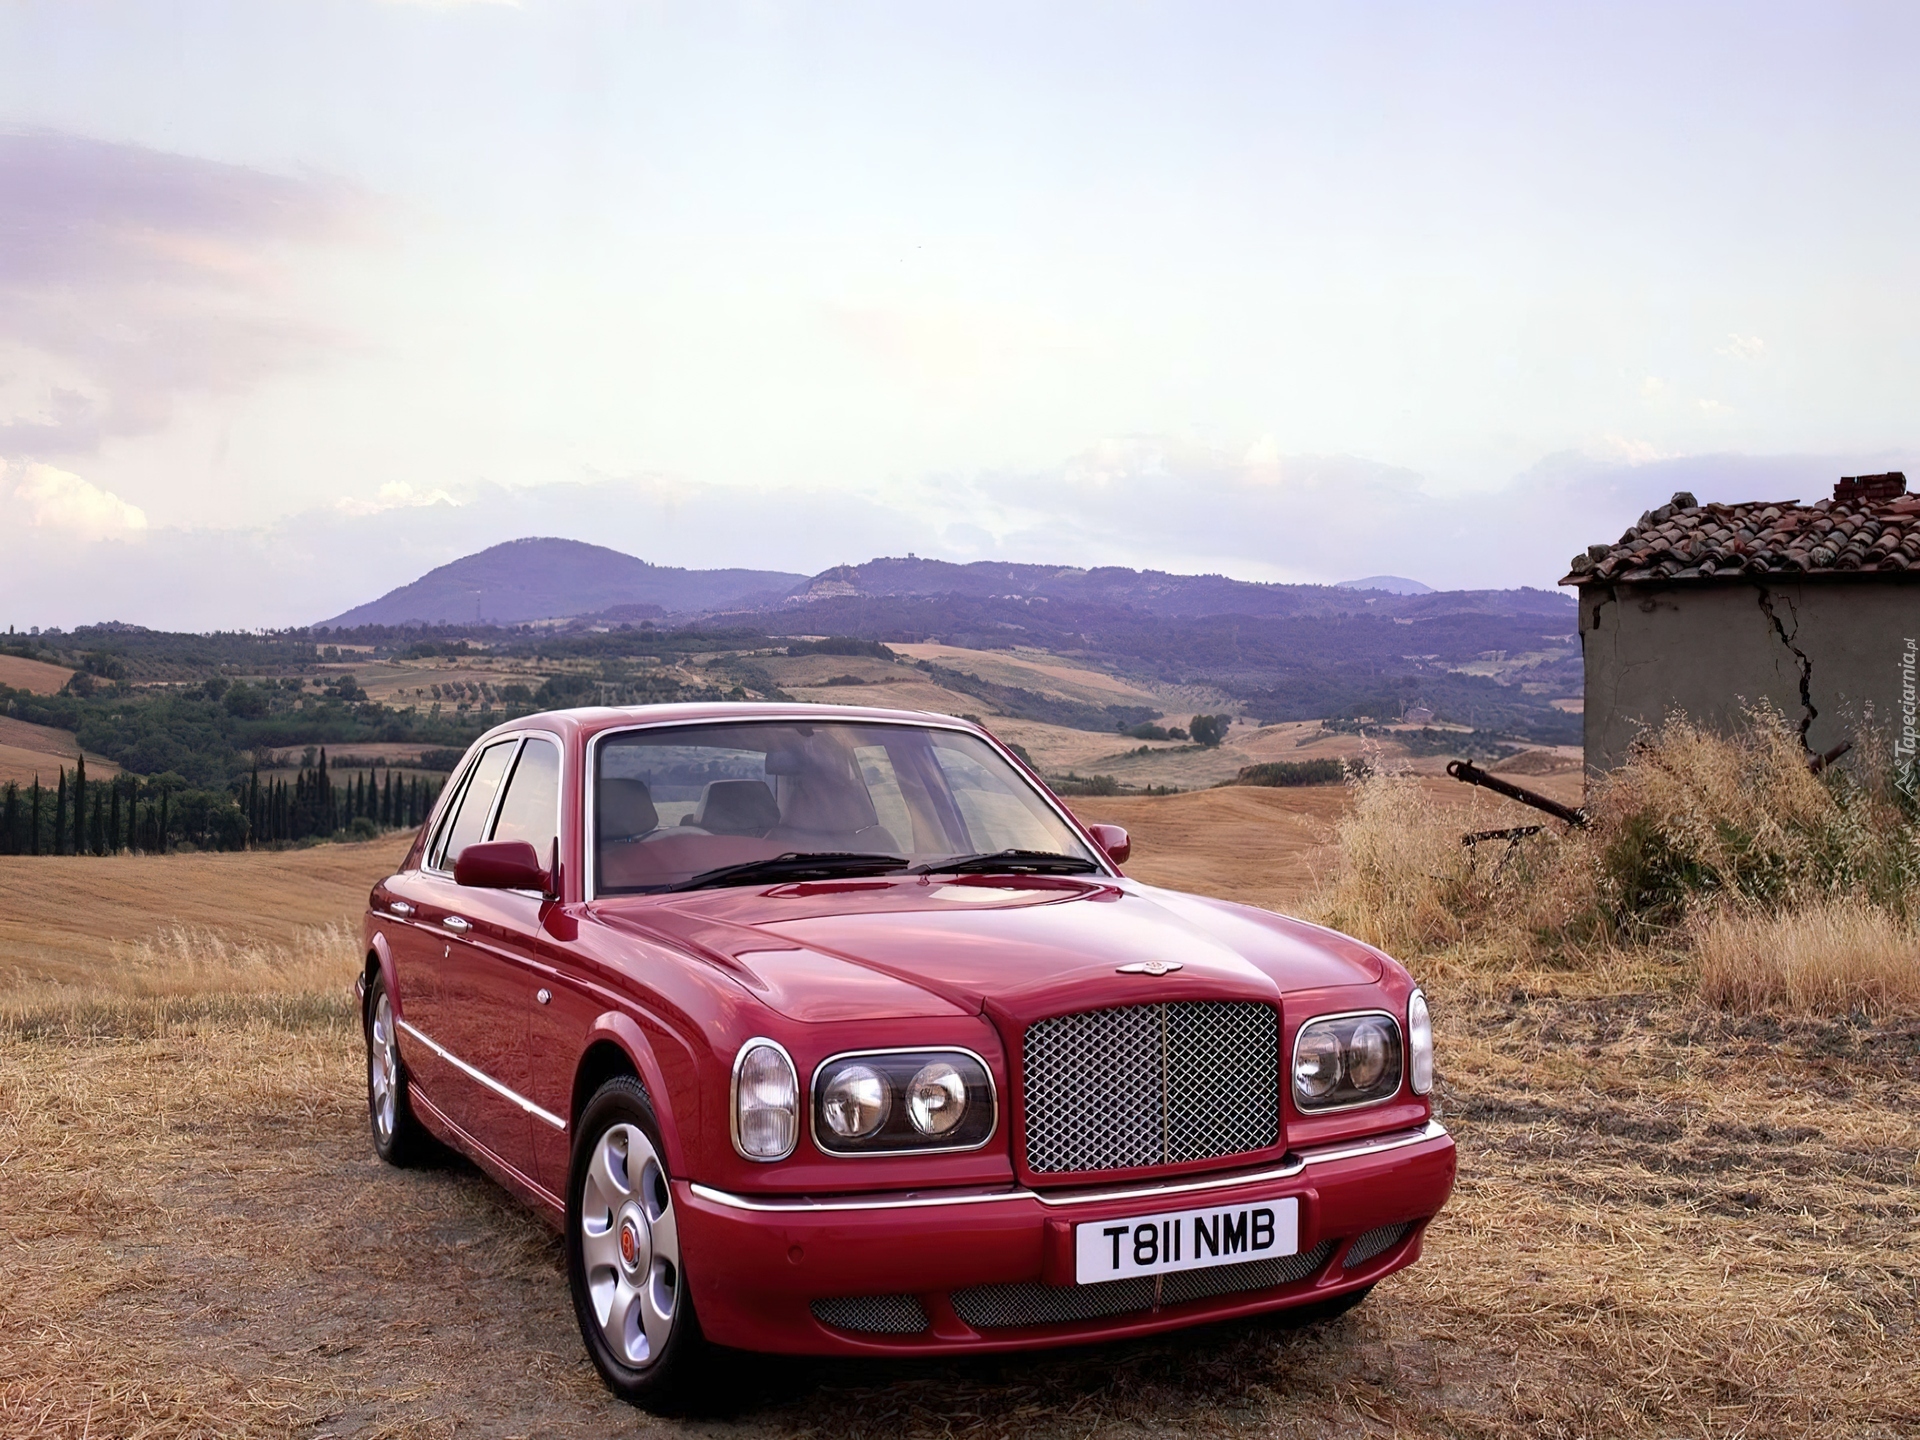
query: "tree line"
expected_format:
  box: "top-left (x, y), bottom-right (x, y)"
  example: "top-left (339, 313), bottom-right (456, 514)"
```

top-left (0, 751), bottom-right (442, 856)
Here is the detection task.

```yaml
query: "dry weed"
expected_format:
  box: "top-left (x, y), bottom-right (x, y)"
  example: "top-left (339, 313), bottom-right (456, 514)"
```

top-left (1313, 711), bottom-right (1920, 1016)
top-left (1696, 901), bottom-right (1920, 1014)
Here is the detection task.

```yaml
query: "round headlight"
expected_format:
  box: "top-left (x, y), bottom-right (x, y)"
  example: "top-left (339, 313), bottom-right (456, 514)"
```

top-left (821, 1063), bottom-right (891, 1139)
top-left (1345, 1018), bottom-right (1393, 1090)
top-left (734, 1042), bottom-right (798, 1160)
top-left (1293, 1027), bottom-right (1343, 1101)
top-left (906, 1061), bottom-right (968, 1136)
top-left (1408, 990), bottom-right (1434, 1096)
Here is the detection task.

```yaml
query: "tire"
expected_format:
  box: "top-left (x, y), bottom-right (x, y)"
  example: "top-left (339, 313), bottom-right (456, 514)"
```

top-left (1278, 1282), bottom-right (1374, 1329)
top-left (567, 1076), bottom-right (714, 1413)
top-left (364, 972), bottom-right (429, 1166)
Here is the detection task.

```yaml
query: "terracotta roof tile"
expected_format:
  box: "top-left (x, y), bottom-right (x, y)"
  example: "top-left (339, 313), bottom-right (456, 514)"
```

top-left (1561, 473), bottom-right (1920, 586)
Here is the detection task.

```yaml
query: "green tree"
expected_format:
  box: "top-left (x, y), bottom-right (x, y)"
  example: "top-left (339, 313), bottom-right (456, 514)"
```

top-left (72, 754), bottom-right (86, 855)
top-left (53, 769), bottom-right (67, 856)
top-left (1189, 714), bottom-right (1229, 748)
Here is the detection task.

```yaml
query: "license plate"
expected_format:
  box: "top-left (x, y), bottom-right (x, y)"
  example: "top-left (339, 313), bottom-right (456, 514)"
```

top-left (1074, 1197), bottom-right (1299, 1284)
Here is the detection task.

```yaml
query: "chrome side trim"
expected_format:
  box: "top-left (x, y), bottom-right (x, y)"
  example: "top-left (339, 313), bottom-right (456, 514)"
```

top-left (396, 1019), bottom-right (567, 1132)
top-left (686, 1120), bottom-right (1449, 1214)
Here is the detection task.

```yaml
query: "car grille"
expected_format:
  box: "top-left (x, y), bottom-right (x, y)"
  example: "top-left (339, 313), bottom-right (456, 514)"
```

top-left (951, 1240), bottom-right (1336, 1329)
top-left (1022, 1001), bottom-right (1279, 1174)
top-left (1342, 1221), bottom-right (1411, 1269)
top-left (810, 1294), bottom-right (930, 1334)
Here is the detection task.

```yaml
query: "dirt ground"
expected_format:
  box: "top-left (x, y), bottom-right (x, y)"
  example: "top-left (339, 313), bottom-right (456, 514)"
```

top-left (2, 794), bottom-right (1916, 1439)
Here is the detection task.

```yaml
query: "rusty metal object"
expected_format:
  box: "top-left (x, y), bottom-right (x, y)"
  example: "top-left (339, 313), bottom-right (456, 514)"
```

top-left (1445, 759), bottom-right (1589, 828)
top-left (1808, 740), bottom-right (1852, 776)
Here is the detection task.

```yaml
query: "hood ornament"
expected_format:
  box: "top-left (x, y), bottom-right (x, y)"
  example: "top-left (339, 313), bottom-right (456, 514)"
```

top-left (1117, 960), bottom-right (1183, 976)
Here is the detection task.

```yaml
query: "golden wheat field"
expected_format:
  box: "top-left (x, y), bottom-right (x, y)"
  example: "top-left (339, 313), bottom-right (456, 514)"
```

top-left (2, 792), bottom-right (1916, 1439)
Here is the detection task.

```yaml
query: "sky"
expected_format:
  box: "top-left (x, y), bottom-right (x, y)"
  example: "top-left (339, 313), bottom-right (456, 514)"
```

top-left (2, 0), bottom-right (1916, 629)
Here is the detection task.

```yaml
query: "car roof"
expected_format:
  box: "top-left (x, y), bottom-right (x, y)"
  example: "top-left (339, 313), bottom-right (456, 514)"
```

top-left (471, 701), bottom-right (986, 750)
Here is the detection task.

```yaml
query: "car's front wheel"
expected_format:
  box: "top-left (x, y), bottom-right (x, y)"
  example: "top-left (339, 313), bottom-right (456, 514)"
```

top-left (567, 1076), bottom-right (713, 1412)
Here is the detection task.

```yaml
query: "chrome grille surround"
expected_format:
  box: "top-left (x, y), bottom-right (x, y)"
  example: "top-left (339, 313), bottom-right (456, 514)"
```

top-left (951, 1240), bottom-right (1336, 1329)
top-left (809, 1294), bottom-right (931, 1334)
top-left (1022, 1001), bottom-right (1279, 1174)
top-left (1342, 1221), bottom-right (1411, 1269)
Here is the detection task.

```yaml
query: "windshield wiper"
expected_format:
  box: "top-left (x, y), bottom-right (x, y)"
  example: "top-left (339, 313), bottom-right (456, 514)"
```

top-left (663, 852), bottom-right (910, 892)
top-left (910, 849), bottom-right (1101, 877)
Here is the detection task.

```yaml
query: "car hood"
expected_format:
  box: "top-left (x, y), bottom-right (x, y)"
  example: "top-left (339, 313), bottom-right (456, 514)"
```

top-left (595, 875), bottom-right (1384, 1025)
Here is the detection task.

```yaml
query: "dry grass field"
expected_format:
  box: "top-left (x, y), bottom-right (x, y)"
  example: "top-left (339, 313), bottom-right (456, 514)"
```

top-left (0, 654), bottom-right (77, 695)
top-left (2, 789), bottom-right (1916, 1439)
top-left (0, 715), bottom-right (122, 788)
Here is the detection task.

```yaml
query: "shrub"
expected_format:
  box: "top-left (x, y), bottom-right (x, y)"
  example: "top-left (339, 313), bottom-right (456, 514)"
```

top-left (1232, 759), bottom-right (1352, 788)
top-left (1310, 706), bottom-right (1920, 1013)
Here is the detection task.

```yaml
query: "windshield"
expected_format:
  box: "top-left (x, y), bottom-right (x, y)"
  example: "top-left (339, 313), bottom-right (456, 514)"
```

top-left (592, 720), bottom-right (1098, 894)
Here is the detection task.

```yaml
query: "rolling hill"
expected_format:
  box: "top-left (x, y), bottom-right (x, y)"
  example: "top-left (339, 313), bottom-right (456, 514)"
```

top-left (319, 538), bottom-right (805, 627)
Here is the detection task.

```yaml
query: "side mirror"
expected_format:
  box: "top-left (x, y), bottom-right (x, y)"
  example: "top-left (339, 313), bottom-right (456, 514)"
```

top-left (454, 840), bottom-right (549, 893)
top-left (1086, 823), bottom-right (1131, 866)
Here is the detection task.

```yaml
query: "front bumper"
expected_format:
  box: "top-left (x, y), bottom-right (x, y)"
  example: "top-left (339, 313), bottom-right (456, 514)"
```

top-left (677, 1121), bottom-right (1456, 1355)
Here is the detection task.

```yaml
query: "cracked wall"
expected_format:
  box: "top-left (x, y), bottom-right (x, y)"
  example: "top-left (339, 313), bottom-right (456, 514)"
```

top-left (1579, 580), bottom-right (1920, 772)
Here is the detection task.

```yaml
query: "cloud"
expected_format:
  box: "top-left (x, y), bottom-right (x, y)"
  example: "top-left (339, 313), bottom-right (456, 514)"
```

top-left (0, 130), bottom-right (369, 456)
top-left (335, 482), bottom-right (461, 517)
top-left (4, 460), bottom-right (147, 538)
top-left (1717, 333), bottom-right (1768, 362)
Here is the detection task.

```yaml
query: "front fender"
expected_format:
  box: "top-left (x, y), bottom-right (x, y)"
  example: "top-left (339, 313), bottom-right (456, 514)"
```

top-left (578, 1010), bottom-right (690, 1177)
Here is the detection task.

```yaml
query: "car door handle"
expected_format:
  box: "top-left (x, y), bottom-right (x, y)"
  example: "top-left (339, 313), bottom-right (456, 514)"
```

top-left (388, 901), bottom-right (416, 917)
top-left (441, 915), bottom-right (472, 933)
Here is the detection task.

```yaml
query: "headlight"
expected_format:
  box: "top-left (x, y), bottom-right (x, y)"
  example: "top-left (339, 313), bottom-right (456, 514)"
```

top-left (1292, 1027), bottom-right (1344, 1101)
top-left (907, 1061), bottom-right (967, 1136)
top-left (732, 1040), bottom-right (799, 1160)
top-left (821, 1062), bottom-right (890, 1139)
top-left (1408, 990), bottom-right (1434, 1096)
top-left (812, 1049), bottom-right (995, 1154)
top-left (1291, 1013), bottom-right (1405, 1112)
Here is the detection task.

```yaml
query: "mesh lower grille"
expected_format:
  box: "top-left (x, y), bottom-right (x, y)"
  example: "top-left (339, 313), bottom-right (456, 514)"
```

top-left (952, 1275), bottom-right (1157, 1329)
top-left (1162, 1239), bottom-right (1335, 1304)
top-left (809, 1294), bottom-right (930, 1334)
top-left (1022, 1001), bottom-right (1279, 1174)
top-left (1343, 1222), bottom-right (1411, 1269)
top-left (951, 1240), bottom-right (1335, 1330)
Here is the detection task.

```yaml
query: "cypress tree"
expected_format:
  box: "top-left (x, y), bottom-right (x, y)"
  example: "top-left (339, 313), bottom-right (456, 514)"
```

top-left (30, 777), bottom-right (42, 856)
top-left (89, 790), bottom-right (104, 856)
top-left (317, 749), bottom-right (330, 832)
top-left (109, 779), bottom-right (121, 853)
top-left (72, 755), bottom-right (86, 856)
top-left (1, 781), bottom-right (16, 855)
top-left (381, 770), bottom-right (393, 827)
top-left (53, 770), bottom-right (67, 857)
top-left (158, 787), bottom-right (169, 854)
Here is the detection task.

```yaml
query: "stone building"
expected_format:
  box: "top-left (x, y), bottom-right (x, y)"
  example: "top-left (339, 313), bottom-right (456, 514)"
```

top-left (1562, 472), bottom-right (1919, 774)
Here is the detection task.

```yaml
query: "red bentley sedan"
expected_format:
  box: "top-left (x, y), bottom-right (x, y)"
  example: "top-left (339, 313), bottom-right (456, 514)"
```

top-left (359, 704), bottom-right (1455, 1409)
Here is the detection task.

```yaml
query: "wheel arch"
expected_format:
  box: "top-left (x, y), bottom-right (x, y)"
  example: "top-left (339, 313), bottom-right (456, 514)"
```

top-left (573, 1012), bottom-right (685, 1174)
top-left (362, 930), bottom-right (397, 1020)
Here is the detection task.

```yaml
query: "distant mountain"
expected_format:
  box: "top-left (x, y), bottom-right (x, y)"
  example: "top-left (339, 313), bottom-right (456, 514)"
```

top-left (318, 538), bottom-right (806, 628)
top-left (784, 557), bottom-right (1559, 618)
top-left (1336, 574), bottom-right (1434, 595)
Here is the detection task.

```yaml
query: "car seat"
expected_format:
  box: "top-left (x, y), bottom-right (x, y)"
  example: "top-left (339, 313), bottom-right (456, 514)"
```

top-left (599, 777), bottom-right (659, 843)
top-left (694, 779), bottom-right (781, 837)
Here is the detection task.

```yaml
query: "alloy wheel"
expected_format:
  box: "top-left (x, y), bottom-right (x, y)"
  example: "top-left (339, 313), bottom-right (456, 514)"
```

top-left (579, 1122), bottom-right (680, 1366)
